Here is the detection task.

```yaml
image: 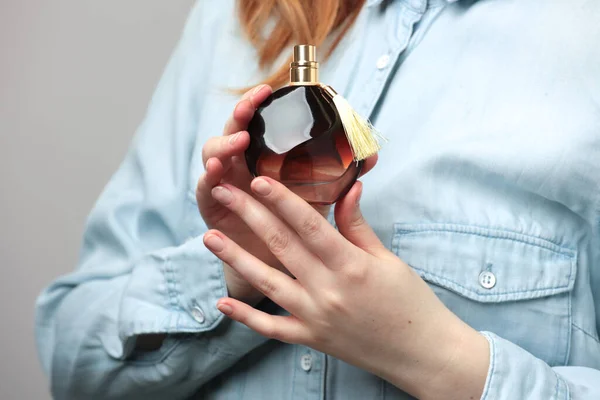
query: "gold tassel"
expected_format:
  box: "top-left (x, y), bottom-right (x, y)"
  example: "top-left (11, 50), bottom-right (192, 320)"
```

top-left (321, 85), bottom-right (385, 161)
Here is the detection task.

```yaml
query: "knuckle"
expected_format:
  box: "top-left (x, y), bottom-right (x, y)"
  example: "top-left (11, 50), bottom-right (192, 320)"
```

top-left (343, 264), bottom-right (369, 284)
top-left (195, 186), bottom-right (207, 208)
top-left (320, 290), bottom-right (345, 314)
top-left (223, 117), bottom-right (235, 133)
top-left (256, 275), bottom-right (278, 297)
top-left (348, 212), bottom-right (366, 231)
top-left (262, 323), bottom-right (282, 341)
top-left (241, 88), bottom-right (254, 101)
top-left (299, 215), bottom-right (322, 239)
top-left (265, 227), bottom-right (290, 256)
top-left (309, 330), bottom-right (328, 346)
top-left (201, 138), bottom-right (217, 163)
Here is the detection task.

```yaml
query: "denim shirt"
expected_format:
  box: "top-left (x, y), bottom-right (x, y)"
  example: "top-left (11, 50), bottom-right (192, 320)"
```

top-left (35, 0), bottom-right (600, 399)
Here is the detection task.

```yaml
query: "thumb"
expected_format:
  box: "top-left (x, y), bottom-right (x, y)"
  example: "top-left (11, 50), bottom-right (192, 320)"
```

top-left (334, 181), bottom-right (384, 254)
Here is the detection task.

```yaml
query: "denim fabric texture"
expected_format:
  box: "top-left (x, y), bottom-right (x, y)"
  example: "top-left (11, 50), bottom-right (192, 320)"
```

top-left (35, 0), bottom-right (600, 398)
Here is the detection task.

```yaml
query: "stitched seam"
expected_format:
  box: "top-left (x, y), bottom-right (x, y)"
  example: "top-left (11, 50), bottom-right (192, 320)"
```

top-left (159, 256), bottom-right (172, 311)
top-left (395, 223), bottom-right (576, 255)
top-left (572, 323), bottom-right (600, 343)
top-left (397, 229), bottom-right (575, 257)
top-left (563, 372), bottom-right (571, 400)
top-left (319, 352), bottom-right (324, 400)
top-left (171, 254), bottom-right (183, 312)
top-left (415, 269), bottom-right (573, 297)
top-left (291, 345), bottom-right (297, 400)
top-left (564, 289), bottom-right (572, 365)
top-left (553, 370), bottom-right (571, 400)
top-left (164, 257), bottom-right (179, 311)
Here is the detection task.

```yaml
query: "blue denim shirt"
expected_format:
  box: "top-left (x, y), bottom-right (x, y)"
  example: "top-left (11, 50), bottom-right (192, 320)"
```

top-left (35, 0), bottom-right (600, 398)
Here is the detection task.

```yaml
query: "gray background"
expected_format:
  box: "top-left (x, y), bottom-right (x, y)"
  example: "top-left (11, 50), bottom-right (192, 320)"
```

top-left (0, 1), bottom-right (195, 398)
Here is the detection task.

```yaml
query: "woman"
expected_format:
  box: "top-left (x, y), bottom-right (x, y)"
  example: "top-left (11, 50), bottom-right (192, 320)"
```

top-left (36, 0), bottom-right (600, 399)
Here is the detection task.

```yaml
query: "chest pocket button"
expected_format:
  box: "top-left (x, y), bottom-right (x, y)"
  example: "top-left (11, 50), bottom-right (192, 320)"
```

top-left (478, 271), bottom-right (496, 289)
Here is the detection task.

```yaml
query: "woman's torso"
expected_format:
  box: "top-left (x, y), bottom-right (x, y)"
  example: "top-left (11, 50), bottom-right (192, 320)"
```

top-left (183, 0), bottom-right (600, 398)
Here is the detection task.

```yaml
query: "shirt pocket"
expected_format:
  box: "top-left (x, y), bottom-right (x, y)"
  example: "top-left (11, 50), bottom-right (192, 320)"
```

top-left (391, 223), bottom-right (577, 366)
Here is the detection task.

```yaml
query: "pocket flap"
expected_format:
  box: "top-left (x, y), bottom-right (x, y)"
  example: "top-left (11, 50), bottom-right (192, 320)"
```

top-left (392, 224), bottom-right (577, 303)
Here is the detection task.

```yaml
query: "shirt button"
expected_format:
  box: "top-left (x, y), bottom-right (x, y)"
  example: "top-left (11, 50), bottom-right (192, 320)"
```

top-left (300, 354), bottom-right (312, 371)
top-left (376, 54), bottom-right (390, 70)
top-left (478, 271), bottom-right (497, 289)
top-left (191, 304), bottom-right (205, 323)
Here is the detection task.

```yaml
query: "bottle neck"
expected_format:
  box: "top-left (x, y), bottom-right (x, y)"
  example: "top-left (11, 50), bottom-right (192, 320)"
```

top-left (289, 63), bottom-right (319, 86)
top-left (290, 44), bottom-right (319, 85)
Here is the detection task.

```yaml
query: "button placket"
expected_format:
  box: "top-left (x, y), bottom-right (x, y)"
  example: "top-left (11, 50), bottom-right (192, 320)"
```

top-left (376, 54), bottom-right (391, 70)
top-left (291, 347), bottom-right (322, 399)
top-left (300, 353), bottom-right (312, 371)
top-left (354, 2), bottom-right (426, 119)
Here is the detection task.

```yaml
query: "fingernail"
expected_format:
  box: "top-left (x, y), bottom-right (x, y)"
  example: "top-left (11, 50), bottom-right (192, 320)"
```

top-left (356, 185), bottom-right (363, 206)
top-left (252, 84), bottom-right (266, 95)
top-left (252, 178), bottom-right (271, 196)
top-left (212, 186), bottom-right (233, 205)
top-left (217, 303), bottom-right (233, 315)
top-left (229, 131), bottom-right (241, 145)
top-left (204, 234), bottom-right (224, 252)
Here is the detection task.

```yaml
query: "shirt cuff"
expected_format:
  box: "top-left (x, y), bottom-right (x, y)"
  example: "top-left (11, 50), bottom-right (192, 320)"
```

top-left (480, 331), bottom-right (570, 400)
top-left (119, 235), bottom-right (228, 345)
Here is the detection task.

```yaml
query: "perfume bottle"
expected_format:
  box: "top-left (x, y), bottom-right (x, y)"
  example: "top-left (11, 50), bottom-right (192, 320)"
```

top-left (245, 45), bottom-right (379, 204)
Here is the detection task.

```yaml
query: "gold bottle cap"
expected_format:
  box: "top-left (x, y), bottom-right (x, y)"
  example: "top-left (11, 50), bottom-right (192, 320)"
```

top-left (290, 45), bottom-right (319, 85)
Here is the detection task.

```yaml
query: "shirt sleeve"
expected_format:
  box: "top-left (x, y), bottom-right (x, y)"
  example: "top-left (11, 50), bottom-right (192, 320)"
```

top-left (34, 3), bottom-right (274, 399)
top-left (480, 332), bottom-right (600, 399)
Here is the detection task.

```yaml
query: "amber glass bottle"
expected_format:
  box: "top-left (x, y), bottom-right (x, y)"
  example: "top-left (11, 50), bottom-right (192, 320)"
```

top-left (245, 45), bottom-right (363, 204)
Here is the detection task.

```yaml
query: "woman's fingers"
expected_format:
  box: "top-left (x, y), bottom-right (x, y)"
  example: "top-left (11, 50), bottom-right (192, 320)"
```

top-left (197, 130), bottom-right (253, 211)
top-left (201, 130), bottom-right (250, 169)
top-left (223, 84), bottom-right (272, 135)
top-left (203, 157), bottom-right (225, 187)
top-left (209, 183), bottom-right (323, 283)
top-left (201, 83), bottom-right (272, 175)
top-left (334, 181), bottom-right (385, 255)
top-left (196, 158), bottom-right (228, 217)
top-left (249, 177), bottom-right (353, 268)
top-left (197, 84), bottom-right (272, 207)
top-left (203, 230), bottom-right (308, 316)
top-left (216, 298), bottom-right (309, 344)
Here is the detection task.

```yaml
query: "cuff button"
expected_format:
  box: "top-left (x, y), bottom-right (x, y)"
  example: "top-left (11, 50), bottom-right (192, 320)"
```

top-left (191, 303), bottom-right (206, 323)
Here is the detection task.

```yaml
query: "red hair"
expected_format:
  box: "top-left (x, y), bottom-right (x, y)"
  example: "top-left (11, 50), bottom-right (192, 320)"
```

top-left (238, 0), bottom-right (366, 89)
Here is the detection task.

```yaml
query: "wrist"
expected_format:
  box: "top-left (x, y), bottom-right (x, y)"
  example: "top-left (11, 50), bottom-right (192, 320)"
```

top-left (419, 321), bottom-right (489, 400)
top-left (381, 311), bottom-right (489, 400)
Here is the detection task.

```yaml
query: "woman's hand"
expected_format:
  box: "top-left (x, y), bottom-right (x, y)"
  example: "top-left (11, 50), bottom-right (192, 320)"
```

top-left (196, 84), bottom-right (275, 305)
top-left (196, 84), bottom-right (377, 305)
top-left (202, 177), bottom-right (490, 400)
